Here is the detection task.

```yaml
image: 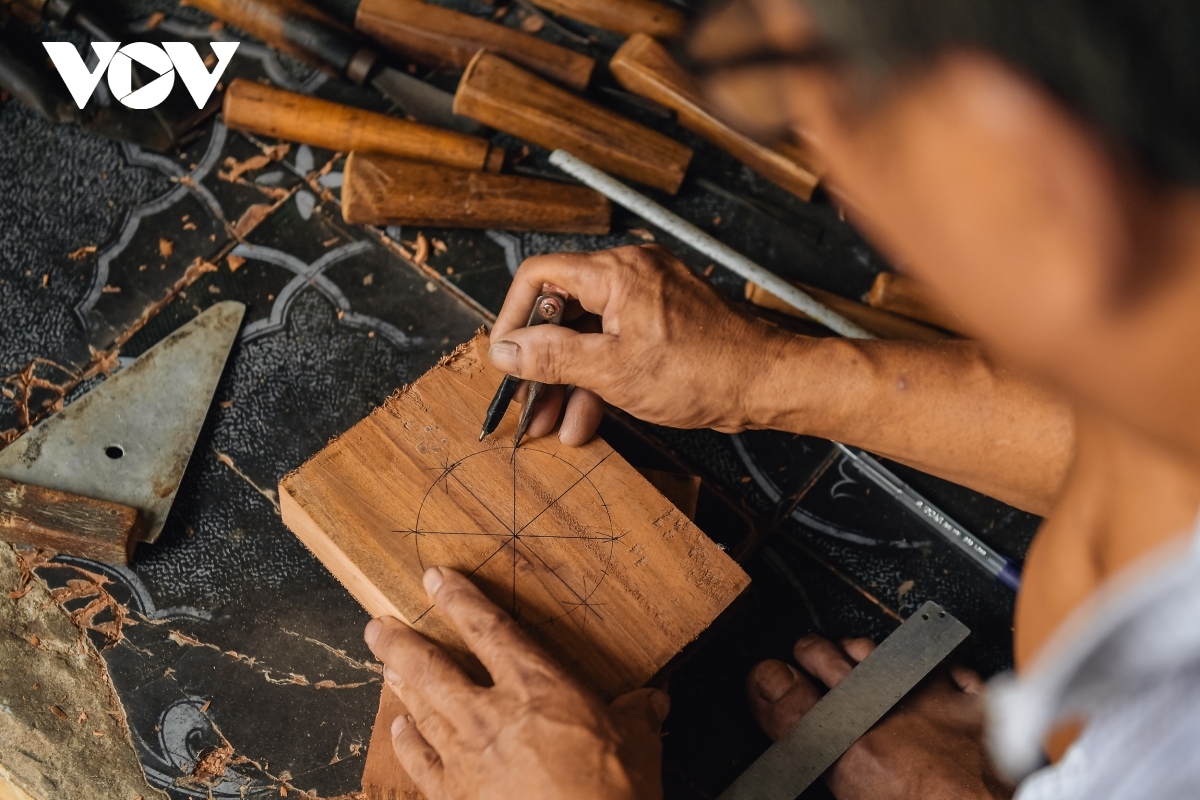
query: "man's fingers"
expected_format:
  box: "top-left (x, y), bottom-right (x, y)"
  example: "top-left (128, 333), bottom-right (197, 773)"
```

top-left (609, 688), bottom-right (671, 733)
top-left (421, 567), bottom-right (557, 686)
top-left (559, 388), bottom-right (605, 447)
top-left (840, 637), bottom-right (877, 663)
top-left (746, 659), bottom-right (822, 741)
top-left (491, 251), bottom-right (626, 341)
top-left (364, 617), bottom-right (483, 717)
top-left (392, 714), bottom-right (446, 800)
top-left (793, 634), bottom-right (856, 689)
top-left (489, 324), bottom-right (619, 390)
top-left (385, 675), bottom-right (459, 752)
top-left (948, 664), bottom-right (986, 695)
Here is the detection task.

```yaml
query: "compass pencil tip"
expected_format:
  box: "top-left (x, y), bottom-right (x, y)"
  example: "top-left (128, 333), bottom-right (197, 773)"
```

top-left (478, 430), bottom-right (487, 442)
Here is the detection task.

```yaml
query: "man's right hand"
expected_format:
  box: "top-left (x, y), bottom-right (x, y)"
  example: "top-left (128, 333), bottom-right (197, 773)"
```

top-left (488, 244), bottom-right (787, 445)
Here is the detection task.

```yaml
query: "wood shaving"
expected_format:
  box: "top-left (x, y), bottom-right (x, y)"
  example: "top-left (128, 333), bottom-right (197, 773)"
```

top-left (50, 705), bottom-right (68, 720)
top-left (628, 228), bottom-right (655, 242)
top-left (218, 154), bottom-right (272, 182)
top-left (322, 236), bottom-right (340, 247)
top-left (431, 238), bottom-right (447, 255)
top-left (68, 245), bottom-right (97, 260)
top-left (145, 11), bottom-right (164, 28)
top-left (183, 222), bottom-right (197, 231)
top-left (158, 238), bottom-right (173, 257)
top-left (101, 285), bottom-right (121, 293)
top-left (227, 255), bottom-right (246, 272)
top-left (362, 273), bottom-right (373, 286)
top-left (413, 232), bottom-right (430, 265)
top-left (232, 203), bottom-right (273, 239)
top-left (264, 143), bottom-right (291, 161)
top-left (897, 579), bottom-right (915, 600)
top-left (192, 743), bottom-right (234, 783)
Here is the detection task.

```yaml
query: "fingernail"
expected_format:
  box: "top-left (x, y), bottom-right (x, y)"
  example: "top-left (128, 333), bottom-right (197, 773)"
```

top-left (753, 661), bottom-right (796, 703)
top-left (384, 667), bottom-right (402, 686)
top-left (391, 714), bottom-right (410, 737)
top-left (489, 341), bottom-right (519, 373)
top-left (423, 566), bottom-right (444, 596)
top-left (364, 618), bottom-right (383, 648)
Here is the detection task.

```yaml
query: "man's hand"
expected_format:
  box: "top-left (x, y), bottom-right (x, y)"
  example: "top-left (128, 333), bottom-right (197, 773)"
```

top-left (364, 567), bottom-right (670, 800)
top-left (748, 635), bottom-right (1013, 800)
top-left (488, 245), bottom-right (786, 445)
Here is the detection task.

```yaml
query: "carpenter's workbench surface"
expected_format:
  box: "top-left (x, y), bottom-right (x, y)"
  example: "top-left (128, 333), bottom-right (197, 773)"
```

top-left (0, 1), bottom-right (1041, 798)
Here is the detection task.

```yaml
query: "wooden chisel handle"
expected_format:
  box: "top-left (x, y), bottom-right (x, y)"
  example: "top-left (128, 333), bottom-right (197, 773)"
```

top-left (223, 79), bottom-right (504, 172)
top-left (355, 0), bottom-right (594, 92)
top-left (455, 52), bottom-right (691, 194)
top-left (865, 273), bottom-right (969, 336)
top-left (183, 0), bottom-right (377, 81)
top-left (611, 34), bottom-right (821, 200)
top-left (529, 0), bottom-right (686, 39)
top-left (342, 152), bottom-right (611, 233)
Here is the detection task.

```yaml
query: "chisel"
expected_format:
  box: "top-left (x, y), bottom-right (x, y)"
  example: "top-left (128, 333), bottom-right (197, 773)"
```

top-left (183, 0), bottom-right (485, 135)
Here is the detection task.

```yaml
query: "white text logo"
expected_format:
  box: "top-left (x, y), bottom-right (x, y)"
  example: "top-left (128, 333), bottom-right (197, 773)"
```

top-left (42, 41), bottom-right (239, 110)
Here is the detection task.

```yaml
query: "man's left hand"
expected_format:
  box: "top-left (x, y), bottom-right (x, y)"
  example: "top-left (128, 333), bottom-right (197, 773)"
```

top-left (364, 566), bottom-right (670, 800)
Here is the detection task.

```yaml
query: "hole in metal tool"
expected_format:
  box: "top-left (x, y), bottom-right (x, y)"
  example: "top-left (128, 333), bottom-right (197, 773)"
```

top-left (105, 445), bottom-right (125, 460)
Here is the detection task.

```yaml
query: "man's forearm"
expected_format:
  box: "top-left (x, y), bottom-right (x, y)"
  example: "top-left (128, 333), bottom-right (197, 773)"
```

top-left (746, 334), bottom-right (1074, 515)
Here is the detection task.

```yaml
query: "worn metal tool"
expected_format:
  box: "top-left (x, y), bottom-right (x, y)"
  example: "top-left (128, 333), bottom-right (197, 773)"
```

top-left (0, 302), bottom-right (244, 562)
top-left (718, 601), bottom-right (970, 800)
top-left (478, 289), bottom-right (567, 446)
top-left (184, 0), bottom-right (485, 135)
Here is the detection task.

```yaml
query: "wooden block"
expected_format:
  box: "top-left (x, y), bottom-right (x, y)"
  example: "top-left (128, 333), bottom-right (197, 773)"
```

top-left (0, 478), bottom-right (141, 565)
top-left (454, 52), bottom-right (693, 194)
top-left (530, 0), bottom-right (686, 39)
top-left (865, 273), bottom-right (969, 336)
top-left (611, 34), bottom-right (821, 200)
top-left (280, 333), bottom-right (748, 699)
top-left (639, 469), bottom-right (701, 522)
top-left (222, 79), bottom-right (502, 173)
top-left (356, 0), bottom-right (594, 91)
top-left (342, 152), bottom-right (612, 234)
top-left (745, 281), bottom-right (951, 341)
top-left (362, 687), bottom-right (422, 800)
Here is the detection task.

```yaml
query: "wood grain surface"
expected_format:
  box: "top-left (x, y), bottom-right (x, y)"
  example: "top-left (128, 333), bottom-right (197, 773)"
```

top-left (611, 33), bottom-right (821, 200)
top-left (341, 153), bottom-right (612, 233)
top-left (530, 0), bottom-right (686, 39)
top-left (357, 0), bottom-right (595, 91)
top-left (0, 478), bottom-right (141, 565)
top-left (865, 273), bottom-right (969, 336)
top-left (745, 281), bottom-right (950, 341)
top-left (454, 52), bottom-right (693, 194)
top-left (280, 333), bottom-right (748, 700)
top-left (223, 79), bottom-right (502, 173)
top-left (362, 687), bottom-right (422, 800)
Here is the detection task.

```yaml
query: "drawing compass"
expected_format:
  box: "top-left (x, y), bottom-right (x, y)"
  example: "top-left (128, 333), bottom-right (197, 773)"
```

top-left (0, 302), bottom-right (244, 564)
top-left (478, 287), bottom-right (567, 447)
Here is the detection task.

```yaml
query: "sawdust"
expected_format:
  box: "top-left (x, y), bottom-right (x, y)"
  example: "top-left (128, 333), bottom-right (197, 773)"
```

top-left (191, 743), bottom-right (234, 782)
top-left (67, 245), bottom-right (97, 260)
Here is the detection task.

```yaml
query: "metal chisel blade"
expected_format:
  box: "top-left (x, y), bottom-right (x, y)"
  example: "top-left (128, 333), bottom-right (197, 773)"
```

top-left (370, 67), bottom-right (486, 136)
top-left (0, 302), bottom-right (245, 543)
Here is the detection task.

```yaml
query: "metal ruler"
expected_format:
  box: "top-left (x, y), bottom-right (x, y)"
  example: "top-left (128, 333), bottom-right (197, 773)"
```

top-left (718, 601), bottom-right (970, 800)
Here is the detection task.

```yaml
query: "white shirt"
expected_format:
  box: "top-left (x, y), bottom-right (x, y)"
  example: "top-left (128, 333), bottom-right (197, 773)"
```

top-left (987, 523), bottom-right (1200, 798)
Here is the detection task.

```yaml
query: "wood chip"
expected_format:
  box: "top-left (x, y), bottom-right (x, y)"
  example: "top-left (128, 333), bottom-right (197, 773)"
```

top-left (897, 579), bottom-right (915, 600)
top-left (218, 400), bottom-right (233, 409)
top-left (183, 222), bottom-right (197, 231)
top-left (77, 710), bottom-right (87, 724)
top-left (521, 12), bottom-right (545, 32)
top-left (628, 228), bottom-right (655, 242)
top-left (413, 232), bottom-right (430, 265)
top-left (362, 273), bottom-right (374, 286)
top-left (27, 635), bottom-right (39, 646)
top-left (232, 204), bottom-right (273, 238)
top-left (322, 236), bottom-right (341, 247)
top-left (431, 237), bottom-right (447, 255)
top-left (159, 238), bottom-right (173, 257)
top-left (264, 143), bottom-right (291, 161)
top-left (101, 285), bottom-right (121, 294)
top-left (219, 154), bottom-right (272, 182)
top-left (200, 700), bottom-right (211, 713)
top-left (68, 245), bottom-right (97, 260)
top-left (41, 274), bottom-right (49, 287)
top-left (50, 705), bottom-right (68, 720)
top-left (145, 11), bottom-right (164, 28)
top-left (227, 255), bottom-right (246, 272)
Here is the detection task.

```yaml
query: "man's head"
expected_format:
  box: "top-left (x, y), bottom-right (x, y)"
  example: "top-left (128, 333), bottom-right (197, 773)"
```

top-left (691, 0), bottom-right (1200, 464)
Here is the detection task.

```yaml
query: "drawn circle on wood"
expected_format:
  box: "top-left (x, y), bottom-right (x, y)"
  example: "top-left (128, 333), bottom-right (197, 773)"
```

top-left (399, 446), bottom-right (618, 628)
